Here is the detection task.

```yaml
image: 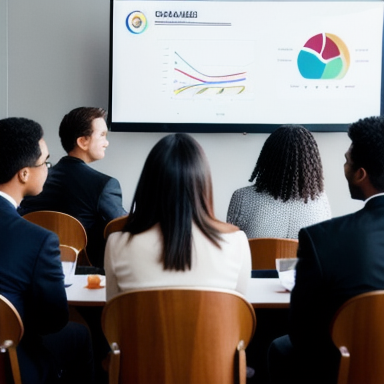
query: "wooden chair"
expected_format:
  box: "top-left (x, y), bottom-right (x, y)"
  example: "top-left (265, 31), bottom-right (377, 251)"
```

top-left (0, 295), bottom-right (24, 384)
top-left (101, 287), bottom-right (256, 384)
top-left (104, 215), bottom-right (128, 240)
top-left (248, 238), bottom-right (298, 270)
top-left (331, 290), bottom-right (384, 384)
top-left (22, 210), bottom-right (88, 265)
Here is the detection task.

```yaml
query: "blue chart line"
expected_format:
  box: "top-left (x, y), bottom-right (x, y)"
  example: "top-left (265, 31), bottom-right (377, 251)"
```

top-left (173, 52), bottom-right (247, 95)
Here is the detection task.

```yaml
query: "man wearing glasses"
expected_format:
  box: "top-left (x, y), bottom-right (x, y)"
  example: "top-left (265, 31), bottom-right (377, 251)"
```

top-left (0, 117), bottom-right (93, 384)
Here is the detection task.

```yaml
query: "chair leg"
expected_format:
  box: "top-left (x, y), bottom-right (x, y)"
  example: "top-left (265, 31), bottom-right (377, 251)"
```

top-left (337, 346), bottom-right (350, 384)
top-left (9, 347), bottom-right (22, 384)
top-left (108, 342), bottom-right (121, 384)
top-left (235, 340), bottom-right (247, 384)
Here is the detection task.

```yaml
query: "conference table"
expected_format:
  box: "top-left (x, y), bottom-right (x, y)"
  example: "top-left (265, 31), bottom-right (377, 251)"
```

top-left (66, 274), bottom-right (106, 307)
top-left (246, 278), bottom-right (290, 308)
top-left (65, 275), bottom-right (291, 308)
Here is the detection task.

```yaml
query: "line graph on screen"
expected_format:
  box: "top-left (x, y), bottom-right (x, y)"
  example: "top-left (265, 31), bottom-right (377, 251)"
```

top-left (173, 51), bottom-right (247, 97)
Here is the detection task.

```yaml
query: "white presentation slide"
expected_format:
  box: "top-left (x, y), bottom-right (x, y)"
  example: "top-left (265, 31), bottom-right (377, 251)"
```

top-left (111, 1), bottom-right (384, 126)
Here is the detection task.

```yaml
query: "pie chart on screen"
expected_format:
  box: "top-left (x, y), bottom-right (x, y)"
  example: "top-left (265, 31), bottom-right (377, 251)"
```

top-left (297, 33), bottom-right (350, 79)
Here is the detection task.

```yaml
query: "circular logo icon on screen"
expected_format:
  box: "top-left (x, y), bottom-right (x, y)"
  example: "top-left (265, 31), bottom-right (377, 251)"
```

top-left (126, 11), bottom-right (147, 34)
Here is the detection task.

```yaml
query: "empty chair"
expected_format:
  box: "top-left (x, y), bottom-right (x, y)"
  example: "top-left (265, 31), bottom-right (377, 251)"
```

top-left (101, 287), bottom-right (256, 384)
top-left (23, 210), bottom-right (89, 281)
top-left (0, 295), bottom-right (24, 384)
top-left (248, 238), bottom-right (298, 270)
top-left (104, 215), bottom-right (128, 240)
top-left (22, 210), bottom-right (88, 264)
top-left (331, 290), bottom-right (384, 384)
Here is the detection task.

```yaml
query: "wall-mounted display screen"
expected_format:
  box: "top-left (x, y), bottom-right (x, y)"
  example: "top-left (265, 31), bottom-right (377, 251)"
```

top-left (109, 0), bottom-right (384, 133)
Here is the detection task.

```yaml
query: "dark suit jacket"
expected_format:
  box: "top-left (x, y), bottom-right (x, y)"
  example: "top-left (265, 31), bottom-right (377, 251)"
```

top-left (289, 195), bottom-right (384, 382)
top-left (18, 156), bottom-right (127, 268)
top-left (0, 196), bottom-right (68, 383)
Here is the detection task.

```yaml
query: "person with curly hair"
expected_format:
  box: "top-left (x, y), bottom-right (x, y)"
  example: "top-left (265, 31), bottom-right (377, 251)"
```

top-left (227, 125), bottom-right (331, 239)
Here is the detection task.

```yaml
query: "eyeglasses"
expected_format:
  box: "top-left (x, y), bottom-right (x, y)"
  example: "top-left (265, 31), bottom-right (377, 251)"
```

top-left (33, 161), bottom-right (52, 169)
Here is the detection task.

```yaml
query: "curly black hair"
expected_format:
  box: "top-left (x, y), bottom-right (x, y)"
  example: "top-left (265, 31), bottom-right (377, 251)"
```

top-left (348, 116), bottom-right (384, 191)
top-left (249, 125), bottom-right (324, 203)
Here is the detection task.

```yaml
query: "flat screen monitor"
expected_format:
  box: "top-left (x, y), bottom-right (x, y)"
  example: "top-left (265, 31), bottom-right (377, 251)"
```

top-left (108, 0), bottom-right (384, 133)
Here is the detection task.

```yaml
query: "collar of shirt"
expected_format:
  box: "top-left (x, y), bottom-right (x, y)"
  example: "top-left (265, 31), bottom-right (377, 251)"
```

top-left (364, 192), bottom-right (384, 206)
top-left (0, 191), bottom-right (18, 209)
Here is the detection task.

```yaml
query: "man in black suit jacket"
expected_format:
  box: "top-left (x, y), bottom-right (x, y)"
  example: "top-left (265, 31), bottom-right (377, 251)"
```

top-left (0, 117), bottom-right (93, 384)
top-left (268, 116), bottom-right (384, 384)
top-left (19, 107), bottom-right (127, 269)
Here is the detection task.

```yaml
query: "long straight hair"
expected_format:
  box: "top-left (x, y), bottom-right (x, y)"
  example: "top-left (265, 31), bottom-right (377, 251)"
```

top-left (124, 133), bottom-right (222, 271)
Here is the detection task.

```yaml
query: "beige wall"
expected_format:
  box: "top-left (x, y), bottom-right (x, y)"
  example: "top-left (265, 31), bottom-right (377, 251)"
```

top-left (2, 0), bottom-right (364, 222)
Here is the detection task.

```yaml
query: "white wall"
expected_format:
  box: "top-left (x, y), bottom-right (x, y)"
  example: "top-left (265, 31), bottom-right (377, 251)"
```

top-left (0, 0), bottom-right (7, 118)
top-left (2, 0), bottom-right (364, 221)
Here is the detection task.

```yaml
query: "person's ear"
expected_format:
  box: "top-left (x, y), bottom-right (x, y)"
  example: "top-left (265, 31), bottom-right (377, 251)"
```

top-left (76, 136), bottom-right (90, 151)
top-left (353, 167), bottom-right (368, 185)
top-left (17, 167), bottom-right (30, 184)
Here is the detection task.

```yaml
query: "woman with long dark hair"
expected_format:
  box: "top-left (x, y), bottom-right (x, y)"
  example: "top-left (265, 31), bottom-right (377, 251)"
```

top-left (105, 133), bottom-right (251, 300)
top-left (227, 125), bottom-right (331, 239)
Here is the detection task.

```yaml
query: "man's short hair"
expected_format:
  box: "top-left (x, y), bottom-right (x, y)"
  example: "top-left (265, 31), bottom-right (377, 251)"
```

top-left (0, 117), bottom-right (44, 184)
top-left (59, 107), bottom-right (107, 153)
top-left (348, 116), bottom-right (384, 191)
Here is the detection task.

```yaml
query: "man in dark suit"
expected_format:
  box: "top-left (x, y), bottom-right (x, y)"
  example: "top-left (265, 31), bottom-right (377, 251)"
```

top-left (18, 107), bottom-right (127, 269)
top-left (268, 116), bottom-right (384, 384)
top-left (0, 117), bottom-right (93, 384)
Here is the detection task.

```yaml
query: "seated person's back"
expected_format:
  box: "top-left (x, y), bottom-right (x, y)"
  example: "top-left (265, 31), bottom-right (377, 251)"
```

top-left (105, 133), bottom-right (251, 300)
top-left (19, 107), bottom-right (127, 269)
top-left (227, 125), bottom-right (331, 239)
top-left (268, 116), bottom-right (384, 384)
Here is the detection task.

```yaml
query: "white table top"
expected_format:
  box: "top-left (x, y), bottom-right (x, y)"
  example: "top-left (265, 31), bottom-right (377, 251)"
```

top-left (66, 276), bottom-right (290, 308)
top-left (245, 278), bottom-right (291, 309)
top-left (65, 275), bottom-right (106, 306)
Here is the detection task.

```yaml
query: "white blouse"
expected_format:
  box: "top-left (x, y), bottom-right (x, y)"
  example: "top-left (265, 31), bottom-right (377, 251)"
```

top-left (104, 223), bottom-right (252, 300)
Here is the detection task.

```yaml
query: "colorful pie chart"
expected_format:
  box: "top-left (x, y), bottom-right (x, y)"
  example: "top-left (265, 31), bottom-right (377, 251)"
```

top-left (297, 33), bottom-right (350, 79)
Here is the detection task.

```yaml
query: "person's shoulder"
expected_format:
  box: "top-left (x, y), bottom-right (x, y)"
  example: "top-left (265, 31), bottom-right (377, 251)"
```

top-left (87, 166), bottom-right (123, 190)
top-left (107, 229), bottom-right (129, 245)
top-left (311, 191), bottom-right (331, 207)
top-left (220, 226), bottom-right (249, 246)
top-left (60, 156), bottom-right (112, 180)
top-left (232, 185), bottom-right (255, 197)
top-left (215, 221), bottom-right (239, 234)
top-left (83, 163), bottom-right (111, 180)
top-left (106, 226), bottom-right (159, 252)
top-left (300, 210), bottom-right (357, 237)
top-left (212, 220), bottom-right (248, 241)
top-left (14, 215), bottom-right (59, 247)
top-left (229, 186), bottom-right (259, 205)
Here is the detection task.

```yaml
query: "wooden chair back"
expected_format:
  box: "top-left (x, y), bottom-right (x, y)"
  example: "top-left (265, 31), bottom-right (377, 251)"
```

top-left (104, 215), bottom-right (128, 240)
top-left (101, 287), bottom-right (256, 384)
top-left (0, 295), bottom-right (24, 384)
top-left (248, 238), bottom-right (298, 270)
top-left (331, 290), bottom-right (384, 384)
top-left (22, 210), bottom-right (87, 263)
